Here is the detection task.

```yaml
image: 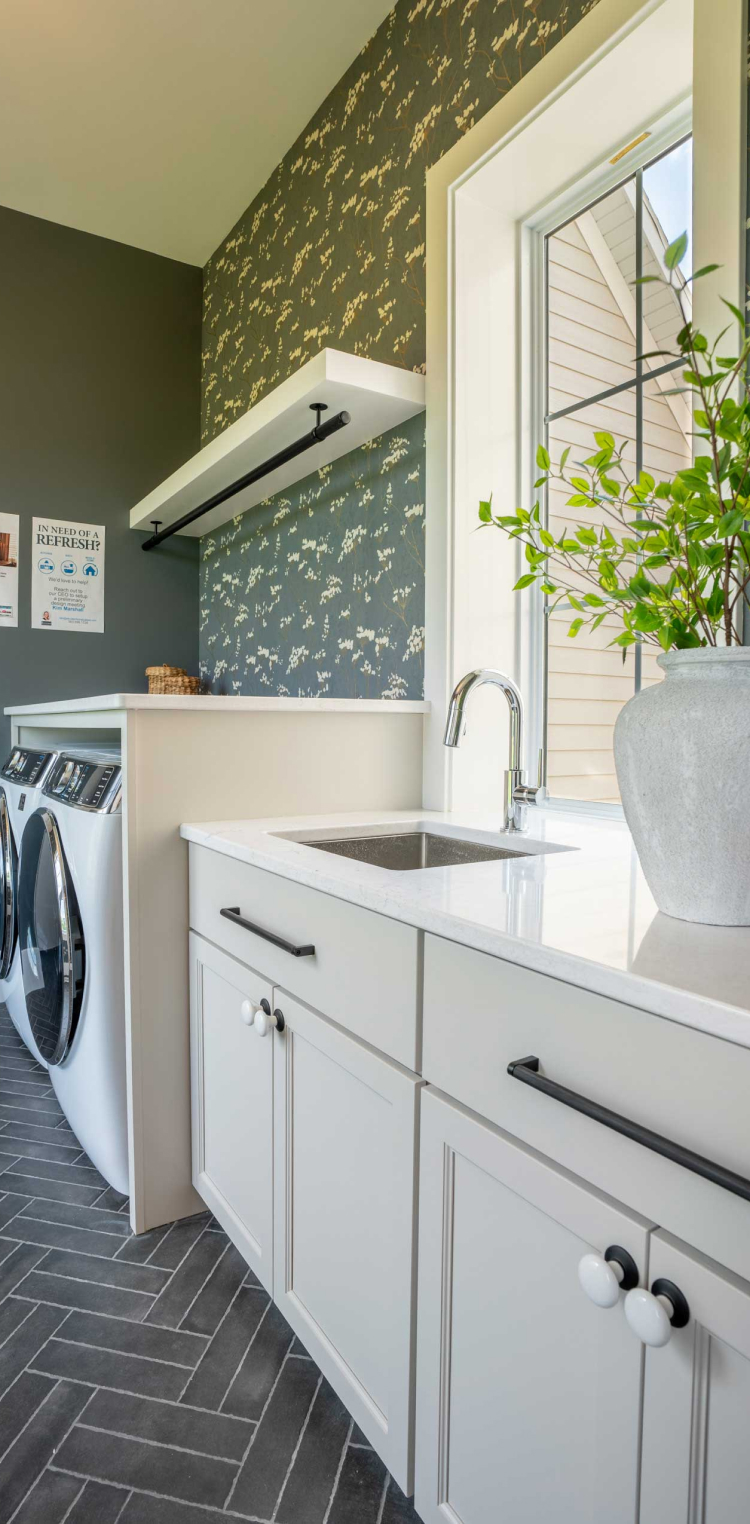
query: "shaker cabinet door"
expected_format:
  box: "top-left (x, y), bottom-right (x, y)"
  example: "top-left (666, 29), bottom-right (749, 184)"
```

top-left (189, 933), bottom-right (274, 1292)
top-left (640, 1231), bottom-right (750, 1524)
top-left (415, 1087), bottom-right (651, 1524)
top-left (272, 988), bottom-right (421, 1494)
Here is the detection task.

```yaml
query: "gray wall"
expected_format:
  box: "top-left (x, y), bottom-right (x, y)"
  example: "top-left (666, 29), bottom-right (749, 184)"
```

top-left (0, 205), bottom-right (202, 755)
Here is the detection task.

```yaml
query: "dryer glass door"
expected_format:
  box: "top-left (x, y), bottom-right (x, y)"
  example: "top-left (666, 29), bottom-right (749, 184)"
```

top-left (17, 808), bottom-right (85, 1065)
top-left (0, 789), bottom-right (16, 980)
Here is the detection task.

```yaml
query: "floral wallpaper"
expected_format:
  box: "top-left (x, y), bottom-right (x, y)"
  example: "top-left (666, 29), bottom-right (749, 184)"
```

top-left (199, 0), bottom-right (600, 697)
top-left (200, 413), bottom-right (425, 696)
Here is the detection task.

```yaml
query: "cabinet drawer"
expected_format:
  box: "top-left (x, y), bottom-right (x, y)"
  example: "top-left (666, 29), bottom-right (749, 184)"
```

top-left (189, 844), bottom-right (420, 1069)
top-left (423, 934), bottom-right (750, 1280)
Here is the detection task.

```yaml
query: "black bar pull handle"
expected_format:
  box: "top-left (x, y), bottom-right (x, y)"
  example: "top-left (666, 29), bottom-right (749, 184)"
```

top-left (507, 1054), bottom-right (750, 1205)
top-left (220, 906), bottom-right (315, 959)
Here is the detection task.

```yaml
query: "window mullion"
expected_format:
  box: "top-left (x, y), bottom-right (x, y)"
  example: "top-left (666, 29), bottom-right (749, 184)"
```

top-left (634, 165), bottom-right (644, 696)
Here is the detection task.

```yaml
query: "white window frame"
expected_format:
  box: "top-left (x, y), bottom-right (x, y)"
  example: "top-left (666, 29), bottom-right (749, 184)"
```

top-left (423, 0), bottom-right (746, 820)
top-left (524, 106), bottom-right (694, 818)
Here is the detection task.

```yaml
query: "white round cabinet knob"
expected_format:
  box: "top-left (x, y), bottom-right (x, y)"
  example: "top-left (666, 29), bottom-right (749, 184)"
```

top-left (624, 1287), bottom-right (673, 1347)
top-left (578, 1245), bottom-right (638, 1309)
top-left (624, 1276), bottom-right (690, 1347)
top-left (578, 1253), bottom-right (623, 1309)
top-left (240, 1000), bottom-right (257, 1027)
top-left (253, 1006), bottom-right (271, 1038)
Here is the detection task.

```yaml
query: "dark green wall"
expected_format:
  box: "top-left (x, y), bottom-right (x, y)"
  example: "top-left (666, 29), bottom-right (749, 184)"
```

top-left (0, 205), bottom-right (202, 755)
top-left (198, 0), bottom-right (601, 697)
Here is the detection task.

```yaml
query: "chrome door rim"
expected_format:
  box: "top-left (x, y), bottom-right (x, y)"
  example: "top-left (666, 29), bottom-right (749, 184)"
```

top-left (0, 792), bottom-right (14, 981)
top-left (25, 809), bottom-right (81, 1066)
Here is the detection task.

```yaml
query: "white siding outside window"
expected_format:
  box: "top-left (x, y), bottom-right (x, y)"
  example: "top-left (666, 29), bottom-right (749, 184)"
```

top-left (542, 138), bottom-right (692, 804)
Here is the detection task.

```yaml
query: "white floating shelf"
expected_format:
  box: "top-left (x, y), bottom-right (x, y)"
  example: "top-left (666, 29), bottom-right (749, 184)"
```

top-left (130, 348), bottom-right (426, 540)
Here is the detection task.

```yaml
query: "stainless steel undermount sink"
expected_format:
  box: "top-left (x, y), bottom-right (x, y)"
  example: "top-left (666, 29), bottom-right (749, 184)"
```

top-left (298, 830), bottom-right (530, 871)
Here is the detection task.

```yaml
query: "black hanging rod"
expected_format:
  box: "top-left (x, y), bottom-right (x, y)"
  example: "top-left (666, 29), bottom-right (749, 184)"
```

top-left (141, 403), bottom-right (351, 551)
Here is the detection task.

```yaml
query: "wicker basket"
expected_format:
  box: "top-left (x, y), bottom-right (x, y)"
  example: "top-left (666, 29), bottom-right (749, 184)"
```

top-left (146, 665), bottom-right (203, 696)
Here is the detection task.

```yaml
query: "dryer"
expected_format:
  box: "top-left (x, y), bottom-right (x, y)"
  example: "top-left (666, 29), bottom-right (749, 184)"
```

top-left (0, 746), bottom-right (59, 1062)
top-left (17, 750), bottom-right (128, 1193)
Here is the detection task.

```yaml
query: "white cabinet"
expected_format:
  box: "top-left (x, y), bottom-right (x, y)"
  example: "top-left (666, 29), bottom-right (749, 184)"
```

top-left (189, 933), bottom-right (274, 1292)
top-left (272, 988), bottom-right (421, 1494)
top-left (415, 1087), bottom-right (652, 1524)
top-left (639, 1231), bottom-right (750, 1523)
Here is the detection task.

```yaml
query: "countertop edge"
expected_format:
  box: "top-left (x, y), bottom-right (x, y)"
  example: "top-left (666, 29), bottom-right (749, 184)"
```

top-left (6, 694), bottom-right (430, 716)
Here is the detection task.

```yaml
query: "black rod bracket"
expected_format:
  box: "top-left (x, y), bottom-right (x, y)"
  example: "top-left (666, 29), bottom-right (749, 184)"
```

top-left (141, 404), bottom-right (351, 551)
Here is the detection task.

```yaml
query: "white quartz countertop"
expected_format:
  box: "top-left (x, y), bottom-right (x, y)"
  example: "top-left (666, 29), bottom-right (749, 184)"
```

top-left (180, 808), bottom-right (750, 1049)
top-left (6, 694), bottom-right (429, 716)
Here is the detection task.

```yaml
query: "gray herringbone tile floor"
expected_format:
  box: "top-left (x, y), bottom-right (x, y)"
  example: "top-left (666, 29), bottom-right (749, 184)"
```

top-left (0, 1007), bottom-right (419, 1523)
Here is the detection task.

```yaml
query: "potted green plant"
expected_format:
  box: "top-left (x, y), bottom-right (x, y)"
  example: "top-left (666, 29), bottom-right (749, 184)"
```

top-left (479, 238), bottom-right (750, 925)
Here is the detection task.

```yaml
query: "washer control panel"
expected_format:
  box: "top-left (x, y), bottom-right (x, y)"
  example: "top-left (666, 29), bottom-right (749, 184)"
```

top-left (43, 755), bottom-right (122, 813)
top-left (1, 749), bottom-right (58, 787)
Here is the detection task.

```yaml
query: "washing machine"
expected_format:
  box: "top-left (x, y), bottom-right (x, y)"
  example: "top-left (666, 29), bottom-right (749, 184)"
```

top-left (0, 746), bottom-right (59, 1062)
top-left (17, 750), bottom-right (128, 1193)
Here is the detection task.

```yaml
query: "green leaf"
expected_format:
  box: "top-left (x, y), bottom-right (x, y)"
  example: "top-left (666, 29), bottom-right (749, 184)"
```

top-left (664, 231), bottom-right (688, 270)
top-left (594, 431), bottom-right (615, 452)
top-left (689, 263), bottom-right (721, 282)
top-left (720, 298), bottom-right (744, 325)
top-left (513, 574), bottom-right (537, 591)
top-left (560, 446), bottom-right (571, 468)
top-left (536, 444), bottom-right (550, 470)
top-left (567, 618), bottom-right (584, 638)
top-left (718, 509), bottom-right (745, 537)
top-left (478, 499), bottom-right (493, 523)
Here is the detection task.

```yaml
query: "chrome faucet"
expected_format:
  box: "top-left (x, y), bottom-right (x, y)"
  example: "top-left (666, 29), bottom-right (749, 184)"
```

top-left (443, 669), bottom-right (544, 833)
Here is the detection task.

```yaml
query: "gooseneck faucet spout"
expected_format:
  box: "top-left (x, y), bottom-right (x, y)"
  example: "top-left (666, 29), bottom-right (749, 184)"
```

top-left (443, 668), bottom-right (543, 833)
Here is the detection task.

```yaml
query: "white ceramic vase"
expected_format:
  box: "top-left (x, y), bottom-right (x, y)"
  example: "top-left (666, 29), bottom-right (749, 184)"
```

top-left (614, 647), bottom-right (750, 926)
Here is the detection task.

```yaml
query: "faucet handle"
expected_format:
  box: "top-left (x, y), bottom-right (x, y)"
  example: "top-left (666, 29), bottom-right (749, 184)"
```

top-left (511, 751), bottom-right (547, 819)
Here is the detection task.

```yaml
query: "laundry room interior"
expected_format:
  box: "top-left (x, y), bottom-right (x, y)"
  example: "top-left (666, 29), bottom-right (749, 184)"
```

top-left (2, 1), bottom-right (750, 1520)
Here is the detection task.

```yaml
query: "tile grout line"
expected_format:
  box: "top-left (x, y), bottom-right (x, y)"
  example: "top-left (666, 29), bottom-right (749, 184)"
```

top-left (215, 1296), bottom-right (273, 1415)
top-left (0, 1297), bottom-right (37, 1352)
top-left (48, 1467), bottom-right (276, 1522)
top-left (223, 1336), bottom-right (298, 1513)
top-left (322, 1418), bottom-right (354, 1524)
top-left (38, 1333), bottom-right (203, 1374)
top-left (271, 1373), bottom-right (322, 1522)
top-left (113, 1488), bottom-right (134, 1522)
top-left (7, 1207), bottom-right (133, 1237)
top-left (374, 1468), bottom-right (391, 1524)
top-left (74, 1418), bottom-right (243, 1466)
top-left (58, 1478), bottom-right (87, 1524)
top-left (175, 1240), bottom-right (231, 1332)
top-left (144, 1216), bottom-right (211, 1270)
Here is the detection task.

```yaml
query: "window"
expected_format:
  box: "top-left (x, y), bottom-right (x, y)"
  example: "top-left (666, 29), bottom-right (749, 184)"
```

top-left (540, 136), bottom-right (693, 805)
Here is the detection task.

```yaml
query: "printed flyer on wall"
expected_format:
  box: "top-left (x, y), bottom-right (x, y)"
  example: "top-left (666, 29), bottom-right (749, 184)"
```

top-left (0, 513), bottom-right (19, 627)
top-left (31, 518), bottom-right (105, 632)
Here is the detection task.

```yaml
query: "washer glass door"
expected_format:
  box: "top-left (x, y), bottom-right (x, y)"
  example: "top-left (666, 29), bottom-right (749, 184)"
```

top-left (0, 789), bottom-right (16, 980)
top-left (18, 808), bottom-right (85, 1065)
